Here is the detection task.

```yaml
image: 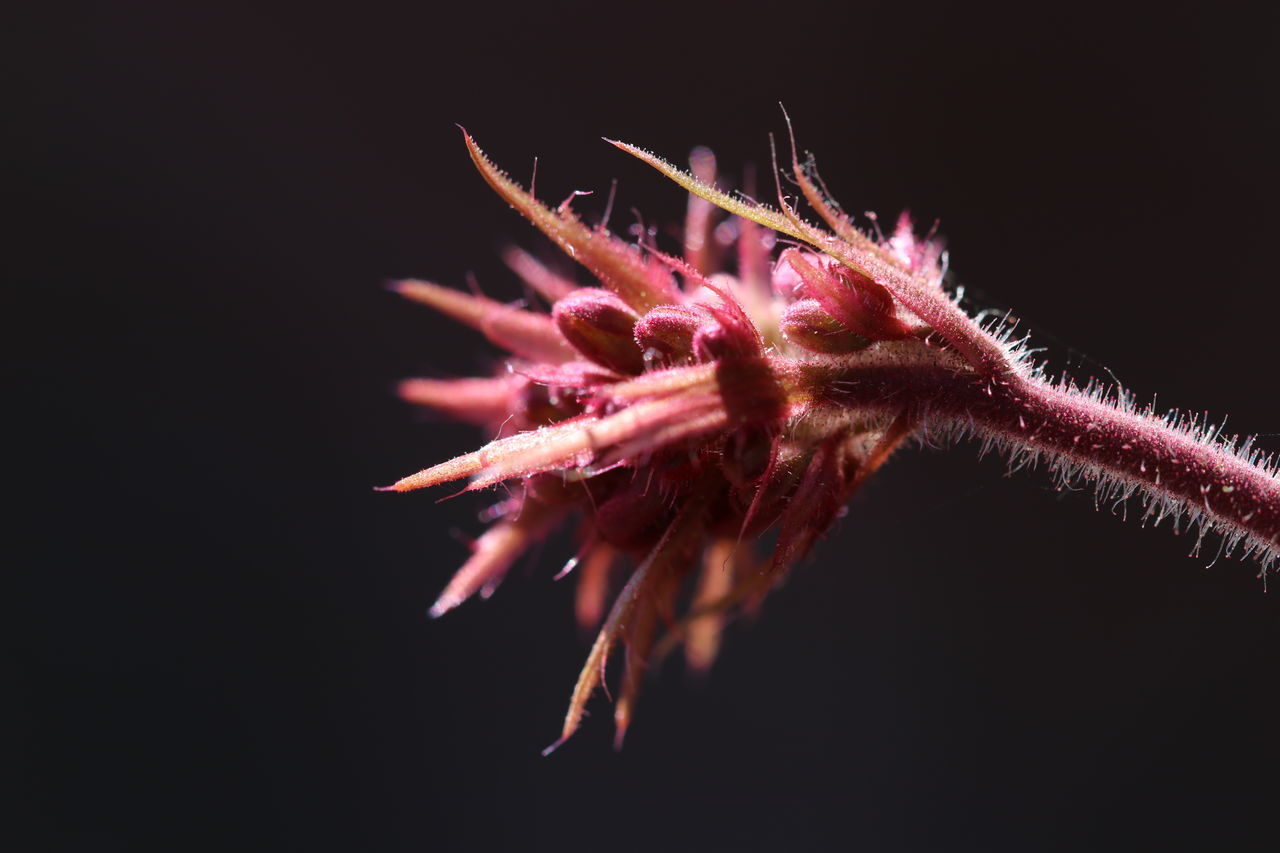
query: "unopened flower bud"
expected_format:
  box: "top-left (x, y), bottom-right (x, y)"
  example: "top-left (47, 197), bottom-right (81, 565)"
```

top-left (553, 288), bottom-right (644, 374)
top-left (633, 305), bottom-right (702, 363)
top-left (781, 248), bottom-right (910, 341)
top-left (781, 298), bottom-right (873, 353)
top-left (830, 265), bottom-right (900, 332)
top-left (770, 250), bottom-right (811, 300)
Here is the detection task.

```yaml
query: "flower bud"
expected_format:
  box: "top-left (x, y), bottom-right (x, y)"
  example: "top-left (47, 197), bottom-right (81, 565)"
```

top-left (830, 265), bottom-right (900, 332)
top-left (553, 288), bottom-right (644, 374)
top-left (633, 305), bottom-right (702, 363)
top-left (780, 248), bottom-right (910, 341)
top-left (781, 298), bottom-right (873, 353)
top-left (770, 250), bottom-right (811, 300)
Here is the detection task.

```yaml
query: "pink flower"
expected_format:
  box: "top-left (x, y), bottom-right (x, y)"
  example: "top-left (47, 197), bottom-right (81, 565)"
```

top-left (384, 127), bottom-right (1280, 751)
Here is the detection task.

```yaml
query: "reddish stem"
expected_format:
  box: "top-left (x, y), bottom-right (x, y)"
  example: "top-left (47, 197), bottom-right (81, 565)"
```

top-left (808, 363), bottom-right (1280, 564)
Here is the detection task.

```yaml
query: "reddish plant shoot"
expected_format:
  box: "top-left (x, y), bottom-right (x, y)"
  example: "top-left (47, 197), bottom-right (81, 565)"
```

top-left (383, 124), bottom-right (1279, 752)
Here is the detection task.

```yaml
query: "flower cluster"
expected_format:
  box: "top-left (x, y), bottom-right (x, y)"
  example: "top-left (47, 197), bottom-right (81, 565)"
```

top-left (385, 127), bottom-right (1280, 750)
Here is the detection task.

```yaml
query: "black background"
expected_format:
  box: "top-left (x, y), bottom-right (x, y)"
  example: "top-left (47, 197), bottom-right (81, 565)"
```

top-left (14, 1), bottom-right (1280, 850)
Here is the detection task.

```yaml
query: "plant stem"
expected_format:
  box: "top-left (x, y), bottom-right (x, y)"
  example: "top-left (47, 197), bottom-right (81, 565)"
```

top-left (809, 361), bottom-right (1280, 566)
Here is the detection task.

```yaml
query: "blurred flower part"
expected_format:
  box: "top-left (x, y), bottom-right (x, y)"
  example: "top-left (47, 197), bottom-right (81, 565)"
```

top-left (385, 128), bottom-right (1280, 751)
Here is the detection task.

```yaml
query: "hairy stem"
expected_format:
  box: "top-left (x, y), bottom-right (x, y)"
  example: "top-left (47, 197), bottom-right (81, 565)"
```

top-left (806, 362), bottom-right (1280, 566)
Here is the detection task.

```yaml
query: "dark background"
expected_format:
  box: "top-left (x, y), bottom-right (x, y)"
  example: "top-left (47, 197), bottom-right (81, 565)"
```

top-left (14, 1), bottom-right (1280, 850)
